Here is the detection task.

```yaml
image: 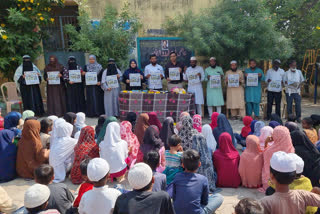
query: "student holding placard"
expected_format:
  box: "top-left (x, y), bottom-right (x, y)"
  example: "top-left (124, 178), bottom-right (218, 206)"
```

top-left (225, 60), bottom-right (245, 119)
top-left (101, 58), bottom-right (122, 117)
top-left (165, 51), bottom-right (186, 91)
top-left (144, 54), bottom-right (165, 90)
top-left (183, 57), bottom-right (205, 116)
top-left (83, 55), bottom-right (105, 117)
top-left (265, 59), bottom-right (285, 120)
top-left (244, 59), bottom-right (265, 119)
top-left (205, 57), bottom-right (224, 117)
top-left (122, 59), bottom-right (145, 90)
top-left (43, 56), bottom-right (67, 117)
top-left (14, 55), bottom-right (44, 116)
top-left (63, 56), bottom-right (86, 113)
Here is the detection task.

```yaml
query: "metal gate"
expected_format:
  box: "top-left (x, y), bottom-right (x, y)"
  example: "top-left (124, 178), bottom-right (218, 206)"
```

top-left (42, 16), bottom-right (85, 67)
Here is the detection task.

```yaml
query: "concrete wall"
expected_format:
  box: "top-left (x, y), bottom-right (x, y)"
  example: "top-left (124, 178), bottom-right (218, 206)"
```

top-left (85, 0), bottom-right (217, 36)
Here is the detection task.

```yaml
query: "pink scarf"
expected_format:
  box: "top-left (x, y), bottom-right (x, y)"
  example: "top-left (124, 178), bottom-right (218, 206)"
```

top-left (192, 114), bottom-right (202, 133)
top-left (120, 121), bottom-right (140, 167)
top-left (262, 126), bottom-right (295, 190)
top-left (210, 112), bottom-right (219, 130)
top-left (239, 135), bottom-right (263, 188)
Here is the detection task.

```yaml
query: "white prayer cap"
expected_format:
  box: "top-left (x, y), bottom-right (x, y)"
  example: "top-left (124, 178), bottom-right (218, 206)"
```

top-left (288, 153), bottom-right (304, 174)
top-left (230, 60), bottom-right (237, 64)
top-left (87, 158), bottom-right (110, 182)
top-left (274, 59), bottom-right (281, 64)
top-left (23, 55), bottom-right (31, 59)
top-left (24, 184), bottom-right (50, 208)
top-left (210, 57), bottom-right (216, 61)
top-left (270, 151), bottom-right (296, 173)
top-left (190, 56), bottom-right (197, 61)
top-left (128, 163), bottom-right (153, 190)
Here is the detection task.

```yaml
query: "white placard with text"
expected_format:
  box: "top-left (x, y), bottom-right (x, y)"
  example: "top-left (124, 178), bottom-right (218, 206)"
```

top-left (25, 71), bottom-right (39, 85)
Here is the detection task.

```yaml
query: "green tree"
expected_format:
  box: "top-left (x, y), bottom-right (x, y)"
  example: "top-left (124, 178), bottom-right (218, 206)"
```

top-left (164, 0), bottom-right (293, 67)
top-left (0, 0), bottom-right (65, 79)
top-left (264, 0), bottom-right (320, 62)
top-left (64, 2), bottom-right (141, 69)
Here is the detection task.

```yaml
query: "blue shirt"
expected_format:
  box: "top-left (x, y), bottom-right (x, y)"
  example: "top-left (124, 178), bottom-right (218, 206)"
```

top-left (172, 172), bottom-right (208, 214)
top-left (152, 171), bottom-right (167, 192)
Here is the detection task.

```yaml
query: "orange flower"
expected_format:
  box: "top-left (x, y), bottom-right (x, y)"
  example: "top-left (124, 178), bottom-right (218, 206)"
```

top-left (40, 17), bottom-right (44, 21)
top-left (2, 35), bottom-right (8, 40)
top-left (0, 24), bottom-right (5, 27)
top-left (50, 18), bottom-right (55, 22)
top-left (21, 7), bottom-right (26, 11)
top-left (27, 7), bottom-right (31, 10)
top-left (30, 0), bottom-right (34, 3)
top-left (12, 57), bottom-right (16, 61)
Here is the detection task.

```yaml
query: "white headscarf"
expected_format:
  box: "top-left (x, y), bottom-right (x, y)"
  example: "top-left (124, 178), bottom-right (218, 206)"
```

top-left (202, 124), bottom-right (217, 154)
top-left (49, 121), bottom-right (77, 168)
top-left (99, 122), bottom-right (128, 174)
top-left (50, 118), bottom-right (66, 148)
top-left (48, 115), bottom-right (58, 122)
top-left (75, 112), bottom-right (86, 131)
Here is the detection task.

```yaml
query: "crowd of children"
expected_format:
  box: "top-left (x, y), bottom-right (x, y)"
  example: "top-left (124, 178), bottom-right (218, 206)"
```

top-left (1, 109), bottom-right (320, 214)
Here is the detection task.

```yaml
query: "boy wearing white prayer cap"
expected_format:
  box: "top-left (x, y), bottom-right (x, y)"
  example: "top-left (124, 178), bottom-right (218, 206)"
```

top-left (183, 56), bottom-right (205, 116)
top-left (260, 151), bottom-right (320, 214)
top-left (23, 184), bottom-right (59, 214)
top-left (79, 158), bottom-right (121, 214)
top-left (113, 163), bottom-right (175, 214)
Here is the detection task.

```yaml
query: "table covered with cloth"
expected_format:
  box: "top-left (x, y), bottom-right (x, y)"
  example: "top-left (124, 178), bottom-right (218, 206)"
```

top-left (119, 91), bottom-right (196, 122)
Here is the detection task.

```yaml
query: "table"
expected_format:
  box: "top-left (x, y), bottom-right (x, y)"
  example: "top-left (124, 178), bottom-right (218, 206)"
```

top-left (119, 91), bottom-right (196, 122)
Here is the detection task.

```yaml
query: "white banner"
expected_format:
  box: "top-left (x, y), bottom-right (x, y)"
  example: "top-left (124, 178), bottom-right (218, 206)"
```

top-left (129, 73), bottom-right (141, 87)
top-left (106, 75), bottom-right (119, 88)
top-left (69, 70), bottom-right (82, 83)
top-left (85, 72), bottom-right (98, 85)
top-left (25, 71), bottom-right (39, 85)
top-left (246, 73), bottom-right (258, 87)
top-left (269, 80), bottom-right (282, 91)
top-left (188, 70), bottom-right (200, 85)
top-left (169, 67), bottom-right (180, 81)
top-left (209, 75), bottom-right (221, 88)
top-left (228, 74), bottom-right (239, 87)
top-left (47, 71), bottom-right (60, 85)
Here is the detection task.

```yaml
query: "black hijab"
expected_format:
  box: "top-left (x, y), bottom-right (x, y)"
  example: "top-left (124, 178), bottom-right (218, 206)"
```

top-left (68, 56), bottom-right (77, 70)
top-left (291, 130), bottom-right (320, 184)
top-left (285, 122), bottom-right (299, 133)
top-left (64, 112), bottom-right (76, 125)
top-left (311, 114), bottom-right (320, 127)
top-left (23, 57), bottom-right (33, 72)
top-left (106, 63), bottom-right (118, 76)
top-left (159, 117), bottom-right (175, 150)
top-left (270, 113), bottom-right (283, 125)
top-left (140, 126), bottom-right (164, 155)
top-left (95, 115), bottom-right (107, 137)
top-left (126, 112), bottom-right (137, 131)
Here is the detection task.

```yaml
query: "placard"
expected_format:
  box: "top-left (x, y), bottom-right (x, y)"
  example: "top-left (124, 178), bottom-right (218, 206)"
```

top-left (228, 74), bottom-right (239, 87)
top-left (287, 81), bottom-right (300, 90)
top-left (47, 71), bottom-right (60, 85)
top-left (269, 80), bottom-right (282, 91)
top-left (169, 67), bottom-right (180, 81)
top-left (188, 70), bottom-right (200, 85)
top-left (149, 71), bottom-right (162, 89)
top-left (246, 73), bottom-right (258, 87)
top-left (129, 73), bottom-right (141, 87)
top-left (85, 72), bottom-right (97, 85)
top-left (106, 75), bottom-right (119, 88)
top-left (209, 75), bottom-right (221, 88)
top-left (69, 70), bottom-right (82, 83)
top-left (25, 71), bottom-right (39, 85)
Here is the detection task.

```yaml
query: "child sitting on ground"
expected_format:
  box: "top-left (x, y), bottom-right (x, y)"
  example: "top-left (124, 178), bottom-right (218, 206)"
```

top-left (260, 151), bottom-right (320, 214)
top-left (302, 117), bottom-right (318, 144)
top-left (22, 184), bottom-right (60, 214)
top-left (40, 118), bottom-right (53, 149)
top-left (73, 159), bottom-right (94, 208)
top-left (34, 164), bottom-right (74, 214)
top-left (163, 135), bottom-right (183, 185)
top-left (234, 198), bottom-right (264, 214)
top-left (79, 158), bottom-right (121, 214)
top-left (265, 153), bottom-right (317, 213)
top-left (172, 149), bottom-right (224, 214)
top-left (144, 150), bottom-right (167, 192)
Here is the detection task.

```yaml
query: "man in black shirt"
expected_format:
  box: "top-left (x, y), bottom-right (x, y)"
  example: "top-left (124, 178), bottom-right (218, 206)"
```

top-left (165, 51), bottom-right (186, 91)
top-left (113, 163), bottom-right (175, 214)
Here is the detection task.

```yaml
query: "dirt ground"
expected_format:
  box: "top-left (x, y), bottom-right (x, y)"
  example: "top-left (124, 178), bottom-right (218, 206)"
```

top-left (1, 97), bottom-right (320, 213)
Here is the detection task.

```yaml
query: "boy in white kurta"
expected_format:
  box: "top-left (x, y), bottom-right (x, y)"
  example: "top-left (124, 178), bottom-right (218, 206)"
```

top-left (79, 158), bottom-right (121, 214)
top-left (183, 57), bottom-right (205, 116)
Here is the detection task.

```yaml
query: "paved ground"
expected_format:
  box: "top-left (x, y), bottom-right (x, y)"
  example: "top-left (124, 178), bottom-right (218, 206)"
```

top-left (1, 98), bottom-right (320, 213)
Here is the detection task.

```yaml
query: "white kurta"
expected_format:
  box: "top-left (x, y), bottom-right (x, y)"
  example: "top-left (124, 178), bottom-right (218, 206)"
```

top-left (183, 65), bottom-right (205, 104)
top-left (79, 186), bottom-right (121, 214)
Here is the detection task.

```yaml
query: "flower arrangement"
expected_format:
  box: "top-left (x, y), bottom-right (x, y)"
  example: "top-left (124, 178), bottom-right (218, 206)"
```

top-left (171, 87), bottom-right (186, 94)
